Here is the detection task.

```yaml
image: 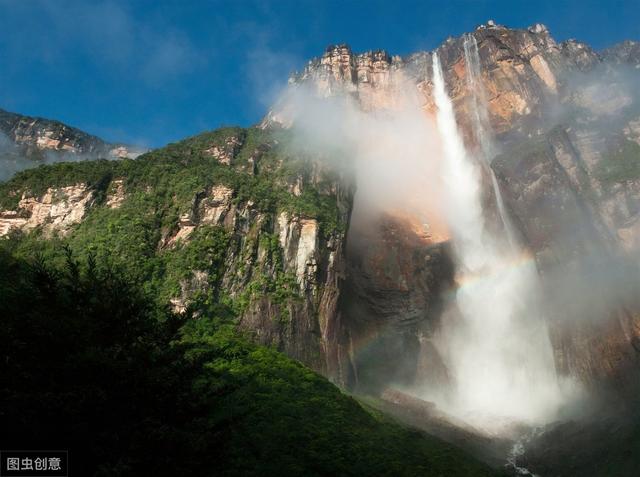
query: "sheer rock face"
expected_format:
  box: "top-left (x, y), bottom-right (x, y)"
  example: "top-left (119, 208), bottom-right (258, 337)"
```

top-left (148, 150), bottom-right (353, 376)
top-left (271, 23), bottom-right (604, 134)
top-left (286, 45), bottom-right (413, 112)
top-left (212, 195), bottom-right (350, 377)
top-left (339, 213), bottom-right (455, 392)
top-left (492, 125), bottom-right (640, 389)
top-left (235, 210), bottom-right (348, 374)
top-left (276, 22), bottom-right (635, 146)
top-left (469, 30), bottom-right (640, 391)
top-left (265, 23), bottom-right (640, 391)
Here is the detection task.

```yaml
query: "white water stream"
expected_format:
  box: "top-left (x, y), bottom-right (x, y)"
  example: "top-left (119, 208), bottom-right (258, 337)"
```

top-left (428, 47), bottom-right (564, 426)
top-left (463, 33), bottom-right (518, 249)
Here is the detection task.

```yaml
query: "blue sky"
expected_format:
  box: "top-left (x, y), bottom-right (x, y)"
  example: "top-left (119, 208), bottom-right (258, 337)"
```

top-left (0, 0), bottom-right (638, 148)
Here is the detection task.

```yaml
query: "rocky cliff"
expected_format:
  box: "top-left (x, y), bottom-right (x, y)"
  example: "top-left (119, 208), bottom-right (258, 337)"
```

top-left (0, 183), bottom-right (94, 236)
top-left (263, 21), bottom-right (640, 394)
top-left (0, 126), bottom-right (352, 379)
top-left (0, 108), bottom-right (144, 180)
top-left (2, 21), bottom-right (639, 399)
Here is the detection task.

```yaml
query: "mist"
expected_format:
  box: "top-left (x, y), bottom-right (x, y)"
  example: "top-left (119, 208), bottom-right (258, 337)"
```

top-left (263, 30), bottom-right (640, 438)
top-left (425, 47), bottom-right (578, 427)
top-left (562, 63), bottom-right (640, 124)
top-left (0, 130), bottom-right (145, 183)
top-left (277, 79), bottom-right (451, 240)
top-left (272, 55), bottom-right (577, 430)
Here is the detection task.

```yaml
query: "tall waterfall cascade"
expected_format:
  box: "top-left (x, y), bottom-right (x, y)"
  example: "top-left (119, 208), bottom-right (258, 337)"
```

top-left (424, 46), bottom-right (567, 425)
top-left (462, 33), bottom-right (517, 249)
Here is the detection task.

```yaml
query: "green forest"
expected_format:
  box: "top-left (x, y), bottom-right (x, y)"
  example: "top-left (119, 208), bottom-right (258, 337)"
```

top-left (0, 237), bottom-right (497, 477)
top-left (0, 127), bottom-right (497, 476)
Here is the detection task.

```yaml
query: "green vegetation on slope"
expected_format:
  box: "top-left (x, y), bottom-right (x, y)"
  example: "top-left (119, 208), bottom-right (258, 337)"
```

top-left (0, 127), bottom-right (344, 233)
top-left (0, 247), bottom-right (497, 477)
top-left (595, 139), bottom-right (640, 184)
top-left (0, 127), bottom-right (345, 312)
top-left (0, 127), bottom-right (497, 475)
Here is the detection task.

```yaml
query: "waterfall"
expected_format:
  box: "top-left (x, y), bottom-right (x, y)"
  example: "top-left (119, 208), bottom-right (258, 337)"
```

top-left (428, 51), bottom-right (563, 426)
top-left (463, 33), bottom-right (517, 249)
top-left (462, 34), bottom-right (493, 159)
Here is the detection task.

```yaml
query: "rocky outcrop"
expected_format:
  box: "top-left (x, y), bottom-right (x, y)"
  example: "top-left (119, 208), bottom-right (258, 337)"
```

top-left (0, 107), bottom-right (143, 162)
top-left (162, 184), bottom-right (236, 248)
top-left (234, 209), bottom-right (348, 374)
top-left (602, 40), bottom-right (640, 66)
top-left (204, 135), bottom-right (243, 165)
top-left (105, 179), bottom-right (126, 208)
top-left (0, 184), bottom-right (93, 236)
top-left (284, 44), bottom-right (413, 112)
top-left (176, 186), bottom-right (351, 377)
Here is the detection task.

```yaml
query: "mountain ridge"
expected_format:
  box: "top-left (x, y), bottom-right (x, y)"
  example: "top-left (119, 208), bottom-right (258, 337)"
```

top-left (0, 107), bottom-right (145, 180)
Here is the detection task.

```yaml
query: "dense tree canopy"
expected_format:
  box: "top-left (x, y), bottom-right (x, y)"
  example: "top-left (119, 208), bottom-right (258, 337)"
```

top-left (0, 245), bottom-right (496, 476)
